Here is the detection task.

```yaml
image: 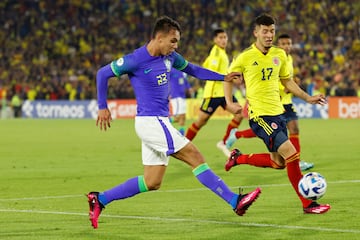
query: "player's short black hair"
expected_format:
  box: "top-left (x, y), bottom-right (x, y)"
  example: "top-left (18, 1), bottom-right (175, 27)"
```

top-left (254, 13), bottom-right (276, 27)
top-left (212, 28), bottom-right (226, 38)
top-left (278, 33), bottom-right (291, 40)
top-left (152, 16), bottom-right (181, 38)
top-left (277, 34), bottom-right (292, 44)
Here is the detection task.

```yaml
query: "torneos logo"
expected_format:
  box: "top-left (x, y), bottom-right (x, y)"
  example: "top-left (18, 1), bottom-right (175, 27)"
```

top-left (22, 100), bottom-right (88, 118)
top-left (35, 103), bottom-right (85, 118)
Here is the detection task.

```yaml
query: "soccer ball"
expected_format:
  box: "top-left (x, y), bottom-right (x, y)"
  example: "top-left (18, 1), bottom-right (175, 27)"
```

top-left (298, 172), bottom-right (327, 200)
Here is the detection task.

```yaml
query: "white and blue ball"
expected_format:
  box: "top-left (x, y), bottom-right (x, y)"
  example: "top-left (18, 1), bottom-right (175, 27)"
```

top-left (298, 172), bottom-right (327, 200)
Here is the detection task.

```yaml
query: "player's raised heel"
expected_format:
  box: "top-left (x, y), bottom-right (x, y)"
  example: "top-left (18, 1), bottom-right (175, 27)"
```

top-left (299, 161), bottom-right (314, 171)
top-left (87, 192), bottom-right (105, 228)
top-left (225, 149), bottom-right (242, 171)
top-left (234, 187), bottom-right (261, 216)
top-left (225, 128), bottom-right (238, 149)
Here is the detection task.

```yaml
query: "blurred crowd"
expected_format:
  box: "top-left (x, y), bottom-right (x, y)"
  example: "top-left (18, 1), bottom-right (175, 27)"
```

top-left (0, 0), bottom-right (359, 117)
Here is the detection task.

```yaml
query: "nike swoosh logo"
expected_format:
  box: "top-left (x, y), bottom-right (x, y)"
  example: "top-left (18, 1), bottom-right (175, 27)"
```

top-left (144, 68), bottom-right (152, 74)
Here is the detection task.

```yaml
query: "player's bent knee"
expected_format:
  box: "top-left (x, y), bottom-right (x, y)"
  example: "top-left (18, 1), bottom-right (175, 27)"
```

top-left (275, 164), bottom-right (286, 169)
top-left (271, 160), bottom-right (286, 169)
top-left (146, 182), bottom-right (162, 191)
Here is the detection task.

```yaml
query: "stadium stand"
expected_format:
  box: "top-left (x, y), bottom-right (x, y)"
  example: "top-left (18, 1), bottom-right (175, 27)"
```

top-left (0, 0), bottom-right (359, 114)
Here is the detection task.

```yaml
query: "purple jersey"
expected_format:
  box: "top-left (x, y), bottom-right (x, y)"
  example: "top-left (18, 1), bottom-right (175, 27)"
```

top-left (169, 69), bottom-right (191, 99)
top-left (96, 45), bottom-right (225, 116)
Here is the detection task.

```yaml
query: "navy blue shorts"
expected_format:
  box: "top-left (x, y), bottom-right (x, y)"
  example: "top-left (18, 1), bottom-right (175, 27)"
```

top-left (282, 104), bottom-right (298, 122)
top-left (200, 96), bottom-right (238, 115)
top-left (249, 115), bottom-right (288, 152)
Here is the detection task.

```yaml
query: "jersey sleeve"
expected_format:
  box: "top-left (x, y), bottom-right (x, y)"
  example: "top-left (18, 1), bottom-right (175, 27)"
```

top-left (172, 51), bottom-right (224, 81)
top-left (172, 52), bottom-right (188, 70)
top-left (96, 64), bottom-right (115, 109)
top-left (181, 62), bottom-right (224, 81)
top-left (228, 54), bottom-right (244, 73)
top-left (97, 53), bottom-right (138, 109)
top-left (110, 53), bottom-right (138, 77)
top-left (202, 55), bottom-right (220, 72)
top-left (279, 51), bottom-right (291, 80)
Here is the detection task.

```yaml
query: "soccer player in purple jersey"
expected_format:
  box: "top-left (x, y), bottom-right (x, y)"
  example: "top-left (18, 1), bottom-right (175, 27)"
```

top-left (169, 68), bottom-right (192, 135)
top-left (87, 16), bottom-right (261, 229)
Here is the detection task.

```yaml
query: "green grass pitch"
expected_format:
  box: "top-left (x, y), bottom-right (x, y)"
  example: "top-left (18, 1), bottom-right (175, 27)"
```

top-left (0, 118), bottom-right (359, 240)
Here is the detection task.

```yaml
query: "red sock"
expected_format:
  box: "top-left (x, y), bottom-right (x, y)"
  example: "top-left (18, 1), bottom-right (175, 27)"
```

top-left (185, 123), bottom-right (200, 141)
top-left (289, 134), bottom-right (300, 152)
top-left (222, 118), bottom-right (241, 143)
top-left (236, 153), bottom-right (283, 169)
top-left (286, 152), bottom-right (312, 207)
top-left (236, 128), bottom-right (256, 139)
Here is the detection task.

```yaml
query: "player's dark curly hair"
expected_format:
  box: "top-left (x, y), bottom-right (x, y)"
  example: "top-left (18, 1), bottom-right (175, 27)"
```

top-left (212, 28), bottom-right (226, 38)
top-left (254, 13), bottom-right (276, 27)
top-left (152, 16), bottom-right (181, 38)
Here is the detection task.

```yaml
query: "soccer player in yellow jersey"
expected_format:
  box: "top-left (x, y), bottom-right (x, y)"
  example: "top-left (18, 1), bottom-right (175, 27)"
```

top-left (225, 34), bottom-right (314, 171)
top-left (277, 34), bottom-right (314, 171)
top-left (224, 13), bottom-right (330, 214)
top-left (186, 29), bottom-right (243, 157)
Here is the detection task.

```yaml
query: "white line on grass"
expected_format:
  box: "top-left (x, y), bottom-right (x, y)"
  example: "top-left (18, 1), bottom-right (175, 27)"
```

top-left (0, 208), bottom-right (359, 234)
top-left (0, 179), bottom-right (358, 201)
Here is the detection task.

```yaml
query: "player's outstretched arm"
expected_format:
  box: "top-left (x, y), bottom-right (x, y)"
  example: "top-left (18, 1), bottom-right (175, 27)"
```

top-left (180, 62), bottom-right (225, 81)
top-left (281, 78), bottom-right (327, 105)
top-left (305, 94), bottom-right (327, 105)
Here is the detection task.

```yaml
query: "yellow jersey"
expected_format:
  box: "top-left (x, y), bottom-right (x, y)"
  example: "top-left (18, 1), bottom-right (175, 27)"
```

top-left (202, 44), bottom-right (229, 98)
top-left (229, 44), bottom-right (290, 119)
top-left (279, 54), bottom-right (293, 105)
